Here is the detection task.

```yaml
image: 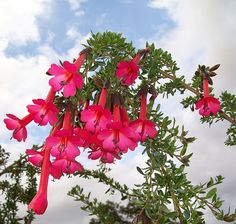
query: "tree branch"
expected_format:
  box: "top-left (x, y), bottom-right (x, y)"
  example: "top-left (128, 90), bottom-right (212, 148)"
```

top-left (160, 71), bottom-right (236, 126)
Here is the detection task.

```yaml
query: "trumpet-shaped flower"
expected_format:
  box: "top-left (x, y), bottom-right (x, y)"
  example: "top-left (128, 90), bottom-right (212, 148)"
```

top-left (28, 190), bottom-right (48, 215)
top-left (81, 105), bottom-right (112, 133)
top-left (98, 122), bottom-right (137, 154)
top-left (51, 154), bottom-right (84, 176)
top-left (45, 110), bottom-right (82, 160)
top-left (195, 96), bottom-right (221, 116)
top-left (4, 113), bottom-right (34, 142)
top-left (26, 149), bottom-right (44, 167)
top-left (116, 60), bottom-right (139, 86)
top-left (130, 119), bottom-right (157, 142)
top-left (86, 133), bottom-right (120, 163)
top-left (28, 146), bottom-right (51, 215)
top-left (48, 61), bottom-right (83, 97)
top-left (195, 79), bottom-right (221, 116)
top-left (27, 99), bottom-right (58, 126)
top-left (27, 88), bottom-right (58, 126)
top-left (130, 92), bottom-right (157, 141)
top-left (45, 129), bottom-right (81, 160)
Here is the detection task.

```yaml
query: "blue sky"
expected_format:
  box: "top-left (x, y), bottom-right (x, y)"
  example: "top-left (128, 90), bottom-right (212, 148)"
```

top-left (5, 0), bottom-right (174, 57)
top-left (0, 0), bottom-right (236, 223)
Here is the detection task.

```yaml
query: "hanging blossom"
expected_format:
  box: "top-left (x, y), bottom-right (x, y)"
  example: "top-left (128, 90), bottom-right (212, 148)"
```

top-left (116, 48), bottom-right (150, 86)
top-left (26, 149), bottom-right (44, 167)
top-left (4, 113), bottom-right (34, 142)
top-left (87, 133), bottom-right (121, 163)
top-left (80, 85), bottom-right (118, 163)
top-left (130, 88), bottom-right (158, 142)
top-left (51, 152), bottom-right (84, 176)
top-left (28, 125), bottom-right (59, 215)
top-left (45, 109), bottom-right (82, 161)
top-left (195, 78), bottom-right (221, 116)
top-left (98, 96), bottom-right (138, 156)
top-left (28, 145), bottom-right (51, 215)
top-left (47, 50), bottom-right (88, 97)
top-left (80, 86), bottom-right (112, 133)
top-left (4, 88), bottom-right (58, 142)
top-left (27, 88), bottom-right (59, 126)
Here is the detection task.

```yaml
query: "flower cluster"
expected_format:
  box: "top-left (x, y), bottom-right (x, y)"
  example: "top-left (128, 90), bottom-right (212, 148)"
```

top-left (4, 48), bottom-right (157, 215)
top-left (3, 43), bottom-right (223, 216)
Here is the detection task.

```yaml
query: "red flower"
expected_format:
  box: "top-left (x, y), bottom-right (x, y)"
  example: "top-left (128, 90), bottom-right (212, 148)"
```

top-left (116, 60), bottom-right (139, 86)
top-left (51, 154), bottom-right (84, 176)
top-left (26, 149), bottom-right (44, 167)
top-left (98, 105), bottom-right (137, 154)
top-left (81, 87), bottom-right (112, 133)
top-left (48, 61), bottom-right (83, 97)
top-left (195, 79), bottom-right (221, 116)
top-left (130, 120), bottom-right (157, 142)
top-left (28, 146), bottom-right (50, 215)
top-left (87, 133), bottom-right (121, 163)
top-left (195, 96), bottom-right (221, 116)
top-left (4, 113), bottom-right (34, 142)
top-left (45, 110), bottom-right (82, 160)
top-left (130, 92), bottom-right (157, 142)
top-left (116, 49), bottom-right (150, 86)
top-left (81, 105), bottom-right (112, 133)
top-left (28, 190), bottom-right (48, 215)
top-left (27, 88), bottom-right (58, 126)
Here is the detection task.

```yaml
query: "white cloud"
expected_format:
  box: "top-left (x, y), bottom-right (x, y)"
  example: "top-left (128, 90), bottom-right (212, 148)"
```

top-left (66, 32), bottom-right (91, 60)
top-left (148, 0), bottom-right (178, 14)
top-left (147, 0), bottom-right (236, 92)
top-left (96, 13), bottom-right (107, 28)
top-left (0, 0), bottom-right (52, 51)
top-left (67, 0), bottom-right (87, 16)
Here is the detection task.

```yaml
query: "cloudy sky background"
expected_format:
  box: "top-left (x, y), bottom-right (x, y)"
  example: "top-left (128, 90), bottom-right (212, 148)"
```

top-left (0, 0), bottom-right (236, 223)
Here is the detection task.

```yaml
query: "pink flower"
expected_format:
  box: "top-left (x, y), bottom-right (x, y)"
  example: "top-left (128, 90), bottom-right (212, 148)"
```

top-left (86, 133), bottom-right (120, 163)
top-left (88, 149), bottom-right (120, 163)
top-left (26, 149), bottom-right (44, 167)
top-left (98, 122), bottom-right (137, 153)
top-left (48, 61), bottom-right (83, 97)
top-left (45, 110), bottom-right (82, 160)
top-left (46, 129), bottom-right (81, 160)
top-left (130, 92), bottom-right (157, 141)
top-left (4, 113), bottom-right (34, 142)
top-left (116, 60), bottom-right (139, 86)
top-left (195, 79), bottom-right (221, 116)
top-left (74, 127), bottom-right (91, 148)
top-left (116, 49), bottom-right (150, 86)
top-left (81, 87), bottom-right (112, 133)
top-left (130, 119), bottom-right (157, 142)
top-left (195, 96), bottom-right (221, 116)
top-left (98, 105), bottom-right (137, 154)
top-left (27, 88), bottom-right (58, 126)
top-left (51, 154), bottom-right (84, 175)
top-left (81, 106), bottom-right (112, 133)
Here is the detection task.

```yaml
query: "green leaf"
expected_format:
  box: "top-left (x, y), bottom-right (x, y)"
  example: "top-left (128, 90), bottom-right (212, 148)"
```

top-left (136, 166), bottom-right (144, 175)
top-left (206, 188), bottom-right (217, 198)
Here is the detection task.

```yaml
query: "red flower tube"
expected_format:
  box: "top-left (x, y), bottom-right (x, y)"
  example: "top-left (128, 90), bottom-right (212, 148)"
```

top-left (130, 92), bottom-right (157, 142)
top-left (195, 79), bottom-right (221, 116)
